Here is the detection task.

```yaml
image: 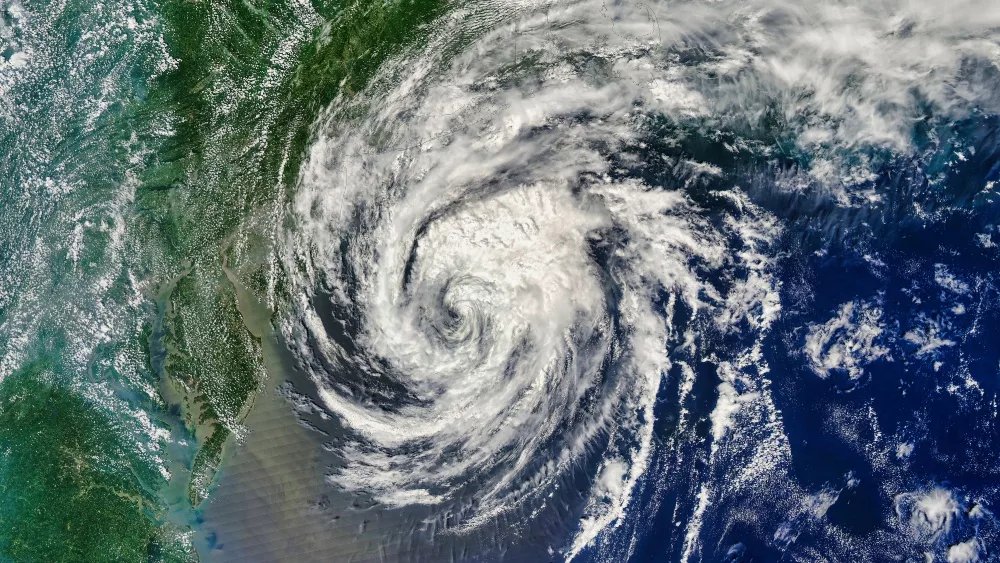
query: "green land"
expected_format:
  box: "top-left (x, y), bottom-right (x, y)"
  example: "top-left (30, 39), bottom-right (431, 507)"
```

top-left (0, 0), bottom-right (446, 559)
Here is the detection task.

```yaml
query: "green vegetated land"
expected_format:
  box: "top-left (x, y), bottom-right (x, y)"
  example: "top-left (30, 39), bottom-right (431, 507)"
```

top-left (0, 360), bottom-right (194, 562)
top-left (0, 0), bottom-right (447, 559)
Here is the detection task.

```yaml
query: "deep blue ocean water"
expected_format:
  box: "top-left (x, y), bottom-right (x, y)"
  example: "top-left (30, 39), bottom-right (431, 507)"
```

top-left (577, 122), bottom-right (1000, 562)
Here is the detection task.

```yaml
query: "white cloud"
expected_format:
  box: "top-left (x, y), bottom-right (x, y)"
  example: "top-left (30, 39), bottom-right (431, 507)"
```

top-left (805, 299), bottom-right (888, 381)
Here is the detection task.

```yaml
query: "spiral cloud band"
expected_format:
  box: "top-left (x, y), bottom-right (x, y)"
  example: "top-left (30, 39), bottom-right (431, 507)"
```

top-left (278, 0), bottom-right (1000, 558)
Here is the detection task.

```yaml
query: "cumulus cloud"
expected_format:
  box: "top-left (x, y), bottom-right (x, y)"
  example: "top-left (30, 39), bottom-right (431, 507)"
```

top-left (804, 299), bottom-right (888, 381)
top-left (895, 487), bottom-right (962, 541)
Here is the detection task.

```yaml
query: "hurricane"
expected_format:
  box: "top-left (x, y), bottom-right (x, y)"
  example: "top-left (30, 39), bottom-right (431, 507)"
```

top-left (274, 0), bottom-right (1000, 558)
top-left (2, 0), bottom-right (1000, 560)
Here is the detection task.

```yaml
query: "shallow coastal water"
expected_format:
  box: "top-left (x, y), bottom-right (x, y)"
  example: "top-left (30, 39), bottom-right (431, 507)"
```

top-left (193, 253), bottom-right (347, 561)
top-left (2, 0), bottom-right (1000, 560)
top-left (195, 373), bottom-right (334, 562)
top-left (195, 333), bottom-right (553, 562)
